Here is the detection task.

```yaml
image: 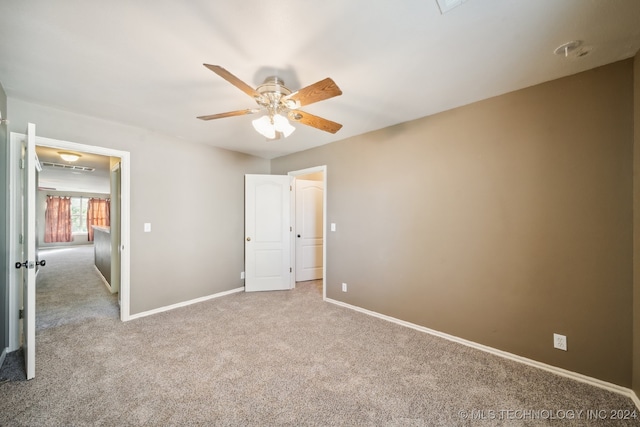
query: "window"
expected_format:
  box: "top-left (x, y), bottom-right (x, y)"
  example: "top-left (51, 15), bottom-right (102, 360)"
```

top-left (70, 197), bottom-right (89, 233)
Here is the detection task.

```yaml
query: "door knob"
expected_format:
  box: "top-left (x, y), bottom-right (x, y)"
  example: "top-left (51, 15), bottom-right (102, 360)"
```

top-left (297, 234), bottom-right (301, 238)
top-left (14, 260), bottom-right (45, 269)
top-left (246, 237), bottom-right (251, 241)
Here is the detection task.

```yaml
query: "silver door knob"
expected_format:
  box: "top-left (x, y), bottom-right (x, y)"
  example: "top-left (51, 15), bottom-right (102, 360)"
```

top-left (246, 237), bottom-right (251, 241)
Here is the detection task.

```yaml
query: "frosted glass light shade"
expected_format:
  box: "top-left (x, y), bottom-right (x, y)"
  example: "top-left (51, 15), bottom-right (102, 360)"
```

top-left (252, 115), bottom-right (276, 139)
top-left (59, 152), bottom-right (81, 162)
top-left (273, 114), bottom-right (295, 137)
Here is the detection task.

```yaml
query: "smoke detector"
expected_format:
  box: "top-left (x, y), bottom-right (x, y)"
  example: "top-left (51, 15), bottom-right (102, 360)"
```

top-left (554, 40), bottom-right (592, 58)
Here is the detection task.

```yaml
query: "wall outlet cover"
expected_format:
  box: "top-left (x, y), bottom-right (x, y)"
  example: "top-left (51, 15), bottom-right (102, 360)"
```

top-left (553, 333), bottom-right (567, 351)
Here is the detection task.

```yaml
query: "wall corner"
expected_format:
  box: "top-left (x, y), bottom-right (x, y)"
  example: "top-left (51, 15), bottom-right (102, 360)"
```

top-left (633, 49), bottom-right (640, 402)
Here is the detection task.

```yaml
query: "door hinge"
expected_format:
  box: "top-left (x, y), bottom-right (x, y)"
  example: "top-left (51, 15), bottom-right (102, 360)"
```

top-left (19, 159), bottom-right (25, 169)
top-left (19, 233), bottom-right (23, 244)
top-left (290, 226), bottom-right (292, 232)
top-left (19, 309), bottom-right (24, 319)
top-left (290, 185), bottom-right (292, 191)
top-left (290, 267), bottom-right (292, 273)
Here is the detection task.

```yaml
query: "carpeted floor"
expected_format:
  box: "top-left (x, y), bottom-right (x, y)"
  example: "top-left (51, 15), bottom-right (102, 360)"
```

top-left (0, 246), bottom-right (638, 426)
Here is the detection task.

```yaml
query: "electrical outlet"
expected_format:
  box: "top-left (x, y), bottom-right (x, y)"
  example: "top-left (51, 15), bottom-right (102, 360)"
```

top-left (342, 283), bottom-right (347, 292)
top-left (554, 333), bottom-right (567, 351)
top-left (240, 272), bottom-right (245, 280)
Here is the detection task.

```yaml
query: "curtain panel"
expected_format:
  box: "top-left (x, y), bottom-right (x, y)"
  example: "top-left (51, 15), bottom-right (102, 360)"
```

top-left (44, 196), bottom-right (72, 243)
top-left (87, 198), bottom-right (110, 241)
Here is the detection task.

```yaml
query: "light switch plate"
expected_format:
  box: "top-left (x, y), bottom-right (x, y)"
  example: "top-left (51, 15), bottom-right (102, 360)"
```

top-left (144, 223), bottom-right (151, 232)
top-left (331, 223), bottom-right (336, 232)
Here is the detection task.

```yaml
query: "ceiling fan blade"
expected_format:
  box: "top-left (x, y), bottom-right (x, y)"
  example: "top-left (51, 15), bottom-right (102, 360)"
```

top-left (284, 78), bottom-right (342, 107)
top-left (288, 110), bottom-right (343, 134)
top-left (203, 64), bottom-right (261, 99)
top-left (197, 109), bottom-right (258, 120)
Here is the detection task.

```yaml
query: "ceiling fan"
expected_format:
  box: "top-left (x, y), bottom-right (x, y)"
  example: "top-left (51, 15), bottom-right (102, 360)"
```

top-left (197, 64), bottom-right (343, 140)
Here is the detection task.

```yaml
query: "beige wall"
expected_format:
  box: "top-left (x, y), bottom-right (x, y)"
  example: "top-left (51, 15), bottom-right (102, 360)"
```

top-left (8, 99), bottom-right (270, 315)
top-left (633, 52), bottom-right (640, 398)
top-left (273, 60), bottom-right (634, 387)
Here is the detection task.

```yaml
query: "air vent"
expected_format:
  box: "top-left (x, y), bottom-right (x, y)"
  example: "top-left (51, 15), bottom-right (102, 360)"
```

top-left (436, 0), bottom-right (469, 14)
top-left (41, 161), bottom-right (95, 172)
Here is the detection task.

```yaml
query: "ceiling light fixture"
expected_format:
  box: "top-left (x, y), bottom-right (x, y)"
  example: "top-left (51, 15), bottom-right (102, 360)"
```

top-left (58, 152), bottom-right (81, 162)
top-left (198, 65), bottom-right (343, 139)
top-left (252, 113), bottom-right (296, 140)
top-left (250, 76), bottom-right (297, 140)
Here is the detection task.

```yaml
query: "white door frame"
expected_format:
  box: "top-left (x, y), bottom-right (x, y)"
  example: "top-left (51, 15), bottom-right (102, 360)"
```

top-left (288, 165), bottom-right (327, 300)
top-left (7, 132), bottom-right (131, 350)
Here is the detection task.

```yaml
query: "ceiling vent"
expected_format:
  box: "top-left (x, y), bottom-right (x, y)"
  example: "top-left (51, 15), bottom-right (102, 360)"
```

top-left (41, 161), bottom-right (95, 172)
top-left (436, 0), bottom-right (469, 14)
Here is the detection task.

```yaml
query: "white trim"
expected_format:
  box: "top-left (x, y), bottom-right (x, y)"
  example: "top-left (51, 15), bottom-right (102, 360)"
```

top-left (633, 393), bottom-right (640, 412)
top-left (93, 265), bottom-right (112, 292)
top-left (287, 165), bottom-right (327, 301)
top-left (0, 347), bottom-right (6, 369)
top-left (128, 287), bottom-right (245, 321)
top-left (325, 297), bottom-right (640, 410)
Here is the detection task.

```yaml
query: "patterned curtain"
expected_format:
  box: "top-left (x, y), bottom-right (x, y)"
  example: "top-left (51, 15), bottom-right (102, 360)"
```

top-left (87, 198), bottom-right (110, 241)
top-left (44, 196), bottom-right (72, 243)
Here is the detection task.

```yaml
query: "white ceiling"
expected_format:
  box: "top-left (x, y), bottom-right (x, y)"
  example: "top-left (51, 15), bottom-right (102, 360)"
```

top-left (1, 0), bottom-right (640, 164)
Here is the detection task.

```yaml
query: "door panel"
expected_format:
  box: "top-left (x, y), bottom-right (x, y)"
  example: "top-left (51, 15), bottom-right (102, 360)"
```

top-left (245, 174), bottom-right (291, 292)
top-left (110, 163), bottom-right (121, 295)
top-left (295, 179), bottom-right (324, 281)
top-left (23, 123), bottom-right (37, 380)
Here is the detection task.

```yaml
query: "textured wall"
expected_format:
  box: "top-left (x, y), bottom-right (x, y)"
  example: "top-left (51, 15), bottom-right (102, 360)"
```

top-left (272, 60), bottom-right (634, 387)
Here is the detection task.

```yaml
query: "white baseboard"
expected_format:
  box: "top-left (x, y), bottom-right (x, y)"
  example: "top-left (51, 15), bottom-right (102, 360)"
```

top-left (93, 266), bottom-right (112, 292)
top-left (127, 287), bottom-right (245, 321)
top-left (0, 347), bottom-right (6, 369)
top-left (325, 297), bottom-right (640, 411)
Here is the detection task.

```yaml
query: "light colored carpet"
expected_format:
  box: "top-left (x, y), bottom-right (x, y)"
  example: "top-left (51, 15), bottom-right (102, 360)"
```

top-left (0, 247), bottom-right (638, 426)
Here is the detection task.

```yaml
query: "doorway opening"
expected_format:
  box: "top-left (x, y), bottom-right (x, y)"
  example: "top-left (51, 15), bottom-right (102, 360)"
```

top-left (288, 166), bottom-right (327, 300)
top-left (8, 131), bottom-right (131, 354)
top-left (35, 147), bottom-right (121, 329)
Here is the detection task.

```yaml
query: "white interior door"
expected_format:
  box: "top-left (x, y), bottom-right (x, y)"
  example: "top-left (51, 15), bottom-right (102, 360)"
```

top-left (295, 179), bottom-right (324, 282)
top-left (110, 163), bottom-right (121, 295)
top-left (245, 174), bottom-right (291, 292)
top-left (21, 123), bottom-right (38, 380)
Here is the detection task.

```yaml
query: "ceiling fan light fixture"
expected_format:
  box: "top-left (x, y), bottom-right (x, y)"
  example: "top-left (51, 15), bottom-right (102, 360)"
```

top-left (58, 152), bottom-right (81, 162)
top-left (199, 65), bottom-right (342, 138)
top-left (252, 115), bottom-right (276, 139)
top-left (273, 114), bottom-right (295, 138)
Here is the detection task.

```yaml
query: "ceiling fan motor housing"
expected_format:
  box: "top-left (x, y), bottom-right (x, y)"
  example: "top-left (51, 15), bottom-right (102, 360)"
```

top-left (256, 76), bottom-right (298, 112)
